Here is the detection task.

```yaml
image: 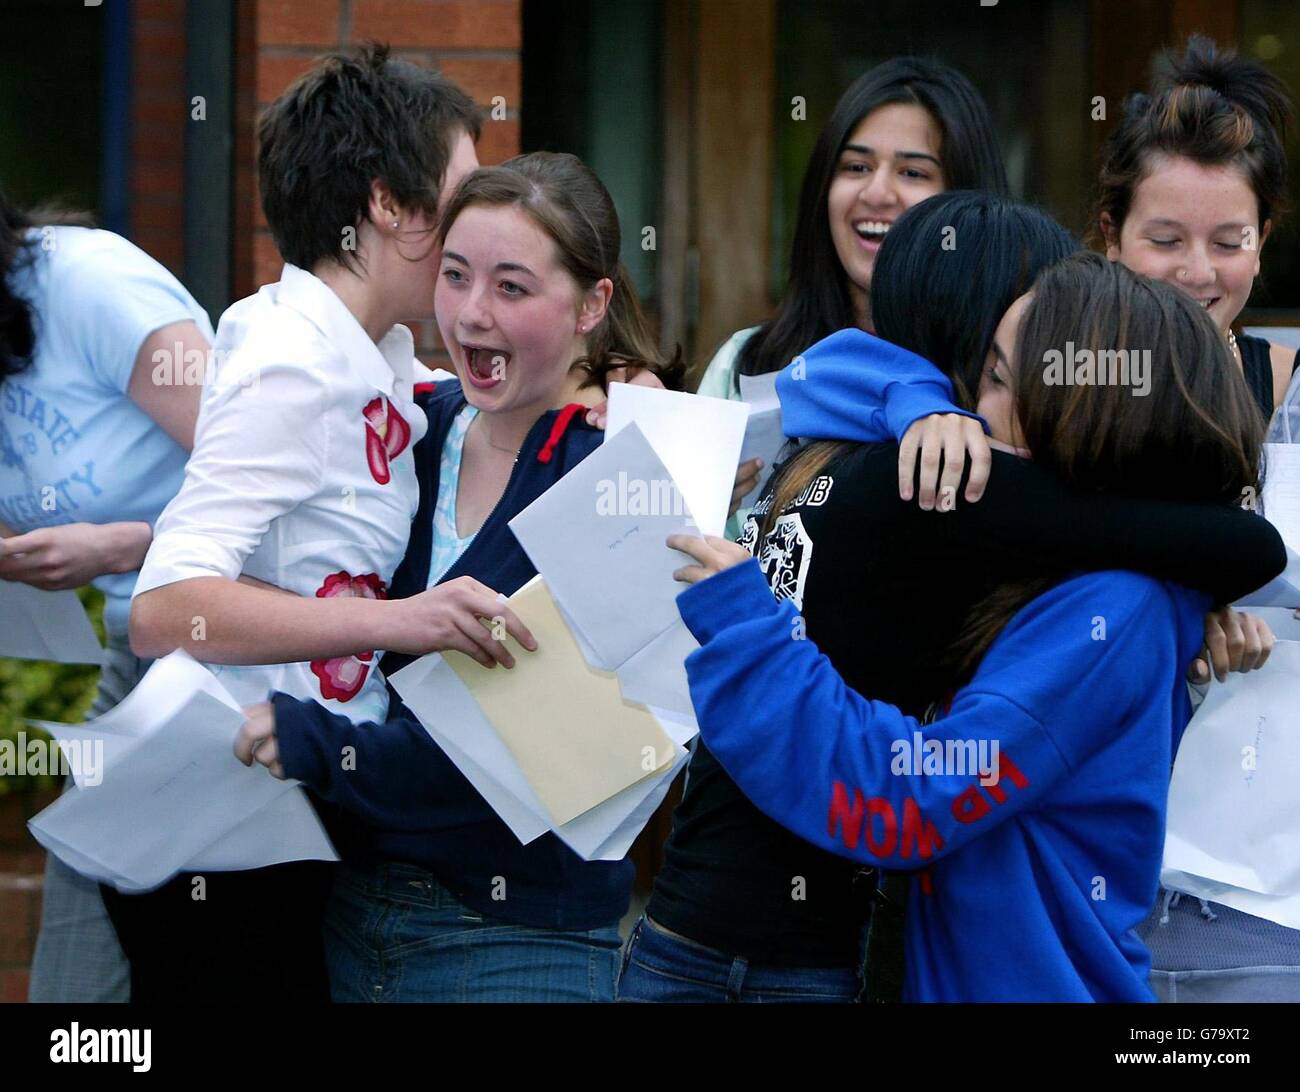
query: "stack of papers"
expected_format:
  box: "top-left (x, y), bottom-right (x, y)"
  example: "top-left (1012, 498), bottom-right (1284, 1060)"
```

top-left (510, 421), bottom-right (709, 718)
top-left (602, 384), bottom-right (750, 538)
top-left (0, 582), bottom-right (103, 665)
top-left (391, 577), bottom-right (693, 861)
top-left (394, 390), bottom-right (760, 860)
top-left (1169, 441), bottom-right (1300, 926)
top-left (27, 651), bottom-right (336, 891)
top-left (1162, 640), bottom-right (1300, 929)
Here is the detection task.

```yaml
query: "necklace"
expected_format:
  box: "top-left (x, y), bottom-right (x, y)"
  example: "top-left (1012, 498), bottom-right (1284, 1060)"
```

top-left (477, 418), bottom-right (521, 463)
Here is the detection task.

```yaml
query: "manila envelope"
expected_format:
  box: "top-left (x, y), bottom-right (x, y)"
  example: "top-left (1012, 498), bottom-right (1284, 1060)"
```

top-left (446, 578), bottom-right (676, 826)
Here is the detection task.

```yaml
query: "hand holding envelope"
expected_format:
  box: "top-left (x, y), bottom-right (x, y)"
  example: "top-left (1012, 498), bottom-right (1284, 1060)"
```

top-left (390, 576), bottom-right (691, 860)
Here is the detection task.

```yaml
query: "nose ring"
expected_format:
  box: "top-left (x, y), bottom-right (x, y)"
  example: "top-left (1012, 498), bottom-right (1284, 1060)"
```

top-left (1175, 269), bottom-right (1189, 282)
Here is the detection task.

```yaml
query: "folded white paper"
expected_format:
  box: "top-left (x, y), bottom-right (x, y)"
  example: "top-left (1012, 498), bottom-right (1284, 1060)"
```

top-left (1161, 640), bottom-right (1300, 928)
top-left (27, 651), bottom-right (336, 891)
top-left (510, 423), bottom-right (698, 670)
top-left (604, 384), bottom-right (749, 538)
top-left (0, 581), bottom-right (103, 665)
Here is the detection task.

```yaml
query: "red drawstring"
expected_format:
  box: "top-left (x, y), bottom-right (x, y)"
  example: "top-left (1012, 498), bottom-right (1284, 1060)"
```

top-left (537, 403), bottom-right (587, 464)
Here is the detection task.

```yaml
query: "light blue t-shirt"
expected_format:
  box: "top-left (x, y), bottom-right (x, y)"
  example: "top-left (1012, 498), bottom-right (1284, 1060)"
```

top-left (0, 226), bottom-right (213, 635)
top-left (427, 404), bottom-right (479, 587)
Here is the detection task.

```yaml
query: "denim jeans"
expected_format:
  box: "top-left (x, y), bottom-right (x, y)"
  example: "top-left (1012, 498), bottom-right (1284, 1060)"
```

top-left (28, 633), bottom-right (141, 1003)
top-left (324, 860), bottom-right (623, 1002)
top-left (617, 915), bottom-right (862, 1003)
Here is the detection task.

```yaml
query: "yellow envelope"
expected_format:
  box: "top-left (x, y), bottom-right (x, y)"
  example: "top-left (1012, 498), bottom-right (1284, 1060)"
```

top-left (446, 578), bottom-right (676, 826)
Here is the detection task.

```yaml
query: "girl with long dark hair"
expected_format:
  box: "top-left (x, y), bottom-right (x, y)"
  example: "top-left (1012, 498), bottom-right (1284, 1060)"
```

top-left (696, 57), bottom-right (1008, 535)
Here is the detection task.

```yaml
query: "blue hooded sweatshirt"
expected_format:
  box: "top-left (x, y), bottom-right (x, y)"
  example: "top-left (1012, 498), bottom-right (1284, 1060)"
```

top-left (678, 559), bottom-right (1209, 1002)
top-left (776, 327), bottom-right (981, 443)
top-left (680, 327), bottom-right (1219, 1001)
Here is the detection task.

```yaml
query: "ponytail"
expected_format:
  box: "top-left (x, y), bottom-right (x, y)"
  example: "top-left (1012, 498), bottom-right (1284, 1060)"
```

top-left (577, 262), bottom-right (685, 392)
top-left (1094, 35), bottom-right (1293, 243)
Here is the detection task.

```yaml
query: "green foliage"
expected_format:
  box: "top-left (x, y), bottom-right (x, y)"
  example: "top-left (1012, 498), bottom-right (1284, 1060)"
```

top-left (0, 587), bottom-right (105, 796)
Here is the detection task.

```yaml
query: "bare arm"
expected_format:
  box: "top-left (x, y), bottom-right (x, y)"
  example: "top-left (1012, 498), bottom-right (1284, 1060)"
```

top-left (130, 576), bottom-right (388, 663)
top-left (126, 320), bottom-right (206, 449)
top-left (131, 574), bottom-right (537, 669)
top-left (1, 322), bottom-right (208, 590)
top-left (1270, 341), bottom-right (1297, 415)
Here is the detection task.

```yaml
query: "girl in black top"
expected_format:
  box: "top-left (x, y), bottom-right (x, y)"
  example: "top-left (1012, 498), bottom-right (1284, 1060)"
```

top-left (621, 193), bottom-right (1284, 1003)
top-left (1093, 34), bottom-right (1300, 1003)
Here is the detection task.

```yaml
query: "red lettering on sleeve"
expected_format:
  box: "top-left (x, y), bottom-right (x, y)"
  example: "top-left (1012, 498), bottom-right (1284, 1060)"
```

top-left (982, 752), bottom-right (1030, 805)
top-left (864, 796), bottom-right (898, 857)
top-left (828, 781), bottom-right (865, 849)
top-left (900, 797), bottom-right (945, 860)
top-left (951, 785), bottom-right (992, 824)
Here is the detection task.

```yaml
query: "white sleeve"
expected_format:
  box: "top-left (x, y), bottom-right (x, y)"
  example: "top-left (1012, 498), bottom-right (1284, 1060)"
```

top-left (133, 360), bottom-right (331, 594)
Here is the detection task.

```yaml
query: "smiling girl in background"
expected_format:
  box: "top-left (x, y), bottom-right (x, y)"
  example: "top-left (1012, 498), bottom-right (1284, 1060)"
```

top-left (1097, 36), bottom-right (1298, 422)
top-left (695, 58), bottom-right (1009, 535)
top-left (1094, 35), bottom-right (1300, 1003)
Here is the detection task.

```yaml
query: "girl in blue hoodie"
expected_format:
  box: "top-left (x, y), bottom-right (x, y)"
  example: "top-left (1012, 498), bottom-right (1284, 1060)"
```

top-left (621, 194), bottom-right (1281, 1004)
top-left (667, 252), bottom-right (1280, 1001)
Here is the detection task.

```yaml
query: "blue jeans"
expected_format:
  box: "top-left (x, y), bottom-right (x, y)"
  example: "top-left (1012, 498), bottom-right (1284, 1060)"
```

top-left (324, 861), bottom-right (623, 1002)
top-left (617, 915), bottom-right (862, 1003)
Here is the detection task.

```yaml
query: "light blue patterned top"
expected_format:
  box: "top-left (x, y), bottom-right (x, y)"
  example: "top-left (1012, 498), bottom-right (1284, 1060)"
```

top-left (427, 404), bottom-right (479, 588)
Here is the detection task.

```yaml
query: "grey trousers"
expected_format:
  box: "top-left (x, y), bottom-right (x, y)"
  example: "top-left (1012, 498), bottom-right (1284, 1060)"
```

top-left (27, 633), bottom-right (146, 1003)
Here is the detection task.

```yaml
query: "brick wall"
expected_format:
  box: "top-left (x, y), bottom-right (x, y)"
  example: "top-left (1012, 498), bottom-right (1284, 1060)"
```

top-left (130, 0), bottom-right (188, 276)
top-left (248, 0), bottom-right (523, 364)
top-left (0, 794), bottom-right (55, 1003)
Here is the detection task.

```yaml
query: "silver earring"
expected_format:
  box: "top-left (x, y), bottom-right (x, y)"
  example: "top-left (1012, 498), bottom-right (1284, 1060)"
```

top-left (392, 220), bottom-right (400, 229)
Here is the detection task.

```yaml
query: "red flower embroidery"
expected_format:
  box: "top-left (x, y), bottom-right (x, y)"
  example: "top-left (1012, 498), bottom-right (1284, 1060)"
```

top-left (310, 571), bottom-right (387, 702)
top-left (363, 396), bottom-right (413, 485)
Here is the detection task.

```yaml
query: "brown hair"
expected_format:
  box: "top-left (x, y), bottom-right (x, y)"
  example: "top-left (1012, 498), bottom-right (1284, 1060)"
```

top-left (1093, 35), bottom-right (1292, 246)
top-left (437, 151), bottom-right (684, 391)
top-left (257, 42), bottom-right (482, 274)
top-left (947, 251), bottom-right (1264, 678)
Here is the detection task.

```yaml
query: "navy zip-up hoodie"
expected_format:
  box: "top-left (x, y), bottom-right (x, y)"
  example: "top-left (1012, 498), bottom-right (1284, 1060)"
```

top-left (271, 381), bottom-right (634, 930)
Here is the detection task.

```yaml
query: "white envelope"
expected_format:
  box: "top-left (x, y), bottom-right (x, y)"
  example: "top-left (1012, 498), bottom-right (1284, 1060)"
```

top-left (390, 651), bottom-right (692, 860)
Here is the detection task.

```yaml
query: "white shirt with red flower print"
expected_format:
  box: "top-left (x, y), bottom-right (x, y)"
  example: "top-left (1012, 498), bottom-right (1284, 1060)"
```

top-left (133, 263), bottom-right (427, 725)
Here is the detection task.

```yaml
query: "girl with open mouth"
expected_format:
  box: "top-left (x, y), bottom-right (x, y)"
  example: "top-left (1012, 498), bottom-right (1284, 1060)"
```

top-left (237, 151), bottom-right (683, 1003)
